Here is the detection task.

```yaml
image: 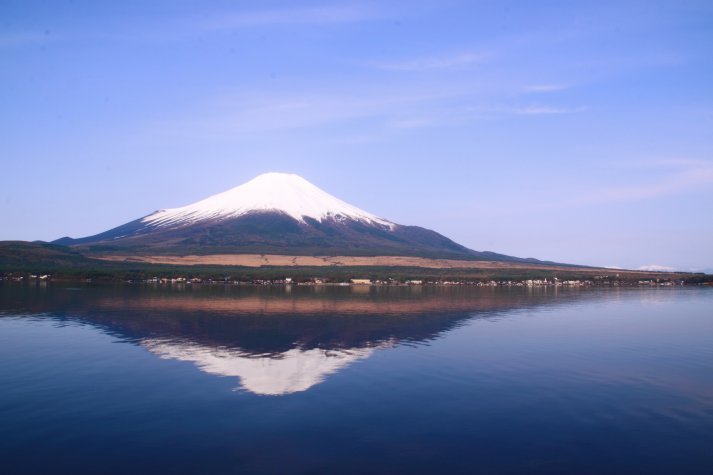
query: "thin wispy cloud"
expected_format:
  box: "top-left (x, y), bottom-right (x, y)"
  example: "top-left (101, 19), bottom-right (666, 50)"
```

top-left (515, 105), bottom-right (586, 115)
top-left (388, 118), bottom-right (438, 129)
top-left (148, 88), bottom-right (461, 139)
top-left (533, 160), bottom-right (713, 209)
top-left (460, 158), bottom-right (713, 220)
top-left (62, 6), bottom-right (374, 43)
top-left (148, 82), bottom-right (592, 140)
top-left (0, 31), bottom-right (56, 47)
top-left (522, 84), bottom-right (569, 93)
top-left (583, 163), bottom-right (713, 205)
top-left (373, 52), bottom-right (488, 71)
top-left (619, 157), bottom-right (712, 168)
top-left (203, 4), bottom-right (377, 29)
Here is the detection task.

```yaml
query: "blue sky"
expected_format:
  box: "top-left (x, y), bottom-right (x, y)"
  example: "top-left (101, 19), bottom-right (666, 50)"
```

top-left (1, 0), bottom-right (712, 271)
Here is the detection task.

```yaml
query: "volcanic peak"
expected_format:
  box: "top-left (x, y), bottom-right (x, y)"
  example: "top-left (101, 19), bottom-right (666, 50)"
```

top-left (142, 172), bottom-right (393, 229)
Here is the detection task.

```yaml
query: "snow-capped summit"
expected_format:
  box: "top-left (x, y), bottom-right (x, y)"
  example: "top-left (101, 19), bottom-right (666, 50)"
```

top-left (142, 172), bottom-right (393, 229)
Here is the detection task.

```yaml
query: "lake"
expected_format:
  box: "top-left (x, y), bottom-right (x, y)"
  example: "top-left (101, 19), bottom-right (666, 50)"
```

top-left (1, 283), bottom-right (712, 474)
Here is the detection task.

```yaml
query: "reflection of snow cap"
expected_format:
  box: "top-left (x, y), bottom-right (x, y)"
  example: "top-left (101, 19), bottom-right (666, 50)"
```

top-left (142, 339), bottom-right (380, 395)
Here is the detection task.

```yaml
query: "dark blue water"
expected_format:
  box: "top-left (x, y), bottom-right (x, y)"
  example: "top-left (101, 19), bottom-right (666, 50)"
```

top-left (1, 284), bottom-right (712, 474)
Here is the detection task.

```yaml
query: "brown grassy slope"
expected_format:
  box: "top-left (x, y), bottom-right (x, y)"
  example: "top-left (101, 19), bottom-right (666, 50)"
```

top-left (96, 253), bottom-right (657, 277)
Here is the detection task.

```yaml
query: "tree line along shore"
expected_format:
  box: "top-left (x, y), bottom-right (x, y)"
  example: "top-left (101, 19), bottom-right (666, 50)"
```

top-left (2, 268), bottom-right (710, 286)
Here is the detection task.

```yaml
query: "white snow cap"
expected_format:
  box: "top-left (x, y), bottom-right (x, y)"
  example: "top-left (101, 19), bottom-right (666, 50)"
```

top-left (142, 172), bottom-right (393, 228)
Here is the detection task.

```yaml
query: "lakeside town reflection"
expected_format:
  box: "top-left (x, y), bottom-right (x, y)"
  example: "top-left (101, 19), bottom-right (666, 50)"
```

top-left (1, 284), bottom-right (602, 395)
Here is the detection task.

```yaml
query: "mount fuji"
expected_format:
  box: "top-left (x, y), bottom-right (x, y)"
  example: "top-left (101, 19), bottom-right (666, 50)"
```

top-left (53, 172), bottom-right (539, 263)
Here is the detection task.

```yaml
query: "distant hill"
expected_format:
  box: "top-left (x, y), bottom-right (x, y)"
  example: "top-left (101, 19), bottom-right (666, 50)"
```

top-left (0, 241), bottom-right (95, 269)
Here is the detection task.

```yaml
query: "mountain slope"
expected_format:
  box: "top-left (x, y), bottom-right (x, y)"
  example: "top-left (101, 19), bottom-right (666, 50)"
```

top-left (54, 173), bottom-right (536, 262)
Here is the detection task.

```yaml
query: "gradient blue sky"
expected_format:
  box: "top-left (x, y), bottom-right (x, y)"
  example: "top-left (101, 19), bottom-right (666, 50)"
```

top-left (2, 0), bottom-right (712, 271)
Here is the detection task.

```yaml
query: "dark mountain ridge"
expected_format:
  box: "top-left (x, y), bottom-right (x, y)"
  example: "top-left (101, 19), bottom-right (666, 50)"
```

top-left (55, 211), bottom-right (535, 261)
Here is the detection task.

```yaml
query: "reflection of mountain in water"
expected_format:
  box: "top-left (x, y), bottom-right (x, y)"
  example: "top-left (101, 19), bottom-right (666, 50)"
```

top-left (0, 284), bottom-right (608, 395)
top-left (144, 339), bottom-right (381, 395)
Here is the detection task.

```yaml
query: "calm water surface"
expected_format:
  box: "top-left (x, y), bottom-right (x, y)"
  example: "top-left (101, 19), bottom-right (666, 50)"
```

top-left (1, 284), bottom-right (712, 474)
